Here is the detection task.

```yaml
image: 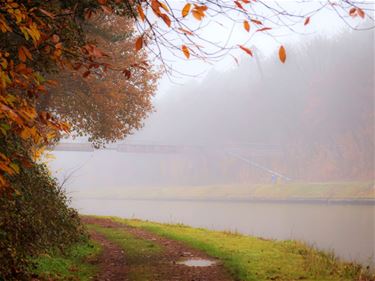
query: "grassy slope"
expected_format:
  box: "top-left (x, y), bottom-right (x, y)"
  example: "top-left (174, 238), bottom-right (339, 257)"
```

top-left (104, 217), bottom-right (370, 281)
top-left (86, 224), bottom-right (163, 281)
top-left (32, 240), bottom-right (101, 281)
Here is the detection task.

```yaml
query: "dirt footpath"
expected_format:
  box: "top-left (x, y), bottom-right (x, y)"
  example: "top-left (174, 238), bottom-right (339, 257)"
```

top-left (82, 217), bottom-right (234, 281)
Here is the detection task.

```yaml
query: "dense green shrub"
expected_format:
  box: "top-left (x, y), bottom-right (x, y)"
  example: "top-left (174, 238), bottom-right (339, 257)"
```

top-left (0, 162), bottom-right (86, 280)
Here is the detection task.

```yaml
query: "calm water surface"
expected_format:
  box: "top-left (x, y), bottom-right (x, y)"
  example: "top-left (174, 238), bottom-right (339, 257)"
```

top-left (73, 198), bottom-right (375, 266)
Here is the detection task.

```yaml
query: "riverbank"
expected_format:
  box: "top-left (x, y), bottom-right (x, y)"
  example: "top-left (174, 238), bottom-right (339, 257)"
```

top-left (72, 182), bottom-right (375, 202)
top-left (33, 216), bottom-right (374, 281)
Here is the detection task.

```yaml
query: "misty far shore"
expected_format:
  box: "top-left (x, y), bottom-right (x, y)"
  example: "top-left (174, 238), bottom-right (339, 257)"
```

top-left (69, 182), bottom-right (374, 203)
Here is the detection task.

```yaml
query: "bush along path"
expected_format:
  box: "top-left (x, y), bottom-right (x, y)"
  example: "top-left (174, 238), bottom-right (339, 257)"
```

top-left (82, 216), bottom-right (234, 281)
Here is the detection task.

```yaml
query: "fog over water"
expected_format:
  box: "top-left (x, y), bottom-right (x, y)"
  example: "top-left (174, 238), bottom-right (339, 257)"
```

top-left (50, 24), bottom-right (375, 267)
top-left (51, 27), bottom-right (374, 189)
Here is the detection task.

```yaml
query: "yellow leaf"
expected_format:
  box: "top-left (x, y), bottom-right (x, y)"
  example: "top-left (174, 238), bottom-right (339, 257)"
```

top-left (20, 128), bottom-right (31, 140)
top-left (182, 3), bottom-right (191, 17)
top-left (181, 45), bottom-right (190, 59)
top-left (279, 45), bottom-right (286, 63)
top-left (9, 162), bottom-right (20, 174)
top-left (160, 2), bottom-right (169, 12)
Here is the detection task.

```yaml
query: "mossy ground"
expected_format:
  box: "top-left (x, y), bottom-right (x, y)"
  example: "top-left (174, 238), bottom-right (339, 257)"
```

top-left (86, 224), bottom-right (163, 281)
top-left (31, 240), bottom-right (101, 281)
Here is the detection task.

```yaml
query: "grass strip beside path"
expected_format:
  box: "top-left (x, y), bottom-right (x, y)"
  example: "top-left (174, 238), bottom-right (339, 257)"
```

top-left (32, 240), bottom-right (101, 281)
top-left (86, 223), bottom-right (163, 281)
top-left (106, 216), bottom-right (371, 281)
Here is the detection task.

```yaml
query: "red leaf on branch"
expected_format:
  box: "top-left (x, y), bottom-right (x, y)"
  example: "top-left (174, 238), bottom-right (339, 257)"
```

top-left (256, 27), bottom-right (271, 32)
top-left (234, 1), bottom-right (245, 10)
top-left (239, 45), bottom-right (253, 57)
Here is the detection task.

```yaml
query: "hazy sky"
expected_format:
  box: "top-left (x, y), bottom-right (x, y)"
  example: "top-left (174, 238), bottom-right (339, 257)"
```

top-left (49, 1), bottom-right (374, 189)
top-left (152, 1), bottom-right (371, 97)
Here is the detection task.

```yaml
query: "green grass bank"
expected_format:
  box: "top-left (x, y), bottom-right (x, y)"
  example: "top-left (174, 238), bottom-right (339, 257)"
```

top-left (31, 240), bottom-right (101, 280)
top-left (86, 224), bottom-right (163, 280)
top-left (105, 216), bottom-right (372, 281)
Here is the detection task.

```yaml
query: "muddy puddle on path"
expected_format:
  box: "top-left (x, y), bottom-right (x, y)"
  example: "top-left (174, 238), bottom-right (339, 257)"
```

top-left (177, 258), bottom-right (217, 267)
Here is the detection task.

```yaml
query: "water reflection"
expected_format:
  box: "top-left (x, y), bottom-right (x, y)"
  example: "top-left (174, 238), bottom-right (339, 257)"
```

top-left (73, 198), bottom-right (375, 266)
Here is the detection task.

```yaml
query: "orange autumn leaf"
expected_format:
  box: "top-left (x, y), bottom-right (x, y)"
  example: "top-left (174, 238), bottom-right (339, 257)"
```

top-left (182, 3), bottom-right (191, 17)
top-left (135, 36), bottom-right (143, 51)
top-left (243, 20), bottom-right (250, 32)
top-left (101, 5), bottom-right (112, 14)
top-left (178, 28), bottom-right (193, 36)
top-left (251, 19), bottom-right (262, 25)
top-left (137, 4), bottom-right (146, 21)
top-left (234, 1), bottom-right (245, 10)
top-left (160, 13), bottom-right (171, 27)
top-left (357, 8), bottom-right (365, 18)
top-left (191, 4), bottom-right (207, 20)
top-left (51, 34), bottom-right (60, 43)
top-left (257, 27), bottom-right (272, 32)
top-left (349, 7), bottom-right (357, 16)
top-left (304, 17), bottom-right (310, 25)
top-left (192, 9), bottom-right (205, 20)
top-left (239, 45), bottom-right (253, 57)
top-left (18, 46), bottom-right (32, 62)
top-left (181, 45), bottom-right (190, 59)
top-left (39, 8), bottom-right (55, 18)
top-left (279, 45), bottom-right (286, 63)
top-left (18, 47), bottom-right (26, 62)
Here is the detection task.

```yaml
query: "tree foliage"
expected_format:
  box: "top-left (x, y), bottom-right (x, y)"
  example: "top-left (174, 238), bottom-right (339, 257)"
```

top-left (0, 159), bottom-right (85, 280)
top-left (0, 0), bottom-right (373, 189)
top-left (39, 13), bottom-right (160, 146)
top-left (130, 0), bottom-right (373, 72)
top-left (0, 0), bottom-right (157, 188)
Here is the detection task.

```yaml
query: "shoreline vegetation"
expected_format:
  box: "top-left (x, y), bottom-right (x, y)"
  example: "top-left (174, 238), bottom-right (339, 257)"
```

top-left (72, 182), bottom-right (375, 203)
top-left (32, 216), bottom-right (374, 281)
top-left (31, 241), bottom-right (101, 281)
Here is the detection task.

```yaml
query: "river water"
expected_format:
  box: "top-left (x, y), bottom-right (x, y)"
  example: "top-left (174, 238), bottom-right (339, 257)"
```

top-left (73, 198), bottom-right (375, 266)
